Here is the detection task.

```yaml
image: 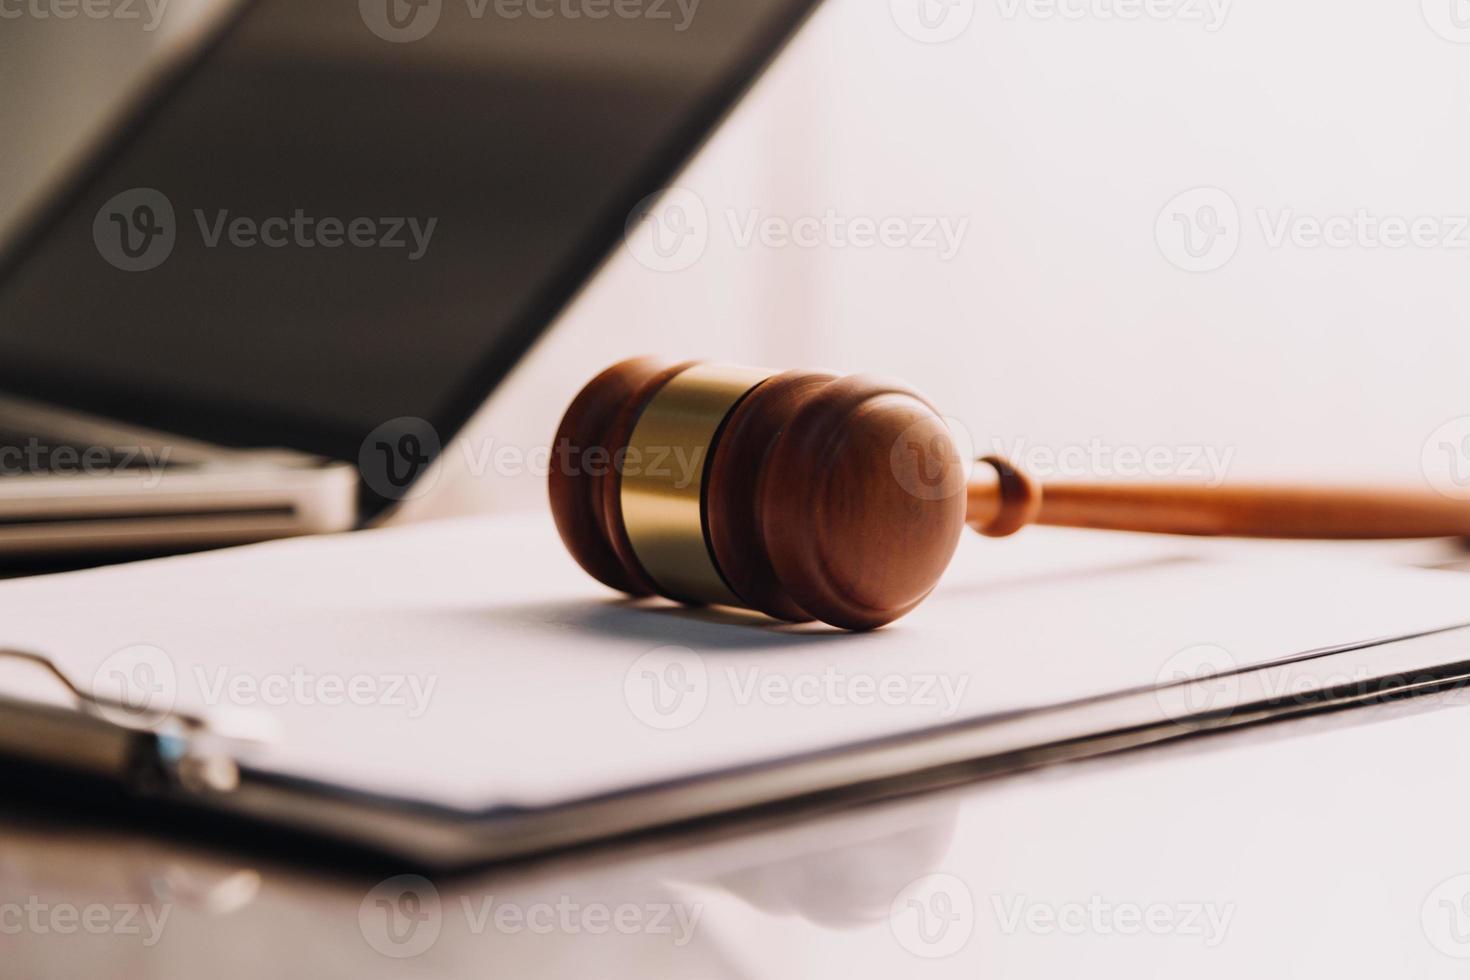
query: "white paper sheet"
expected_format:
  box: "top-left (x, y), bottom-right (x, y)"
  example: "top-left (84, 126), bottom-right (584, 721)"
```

top-left (1, 514), bottom-right (1467, 811)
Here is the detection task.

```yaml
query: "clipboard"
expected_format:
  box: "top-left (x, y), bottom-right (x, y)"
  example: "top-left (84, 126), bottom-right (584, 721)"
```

top-left (6, 624), bottom-right (1470, 869)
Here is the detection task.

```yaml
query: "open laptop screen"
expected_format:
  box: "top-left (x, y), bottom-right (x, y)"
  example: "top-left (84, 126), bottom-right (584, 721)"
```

top-left (0, 0), bottom-right (821, 512)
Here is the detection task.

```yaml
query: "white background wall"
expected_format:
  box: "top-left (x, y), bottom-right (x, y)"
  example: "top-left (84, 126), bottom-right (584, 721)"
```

top-left (392, 0), bottom-right (1470, 518)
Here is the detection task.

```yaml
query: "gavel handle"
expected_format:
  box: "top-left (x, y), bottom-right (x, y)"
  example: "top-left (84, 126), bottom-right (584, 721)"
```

top-left (966, 457), bottom-right (1470, 539)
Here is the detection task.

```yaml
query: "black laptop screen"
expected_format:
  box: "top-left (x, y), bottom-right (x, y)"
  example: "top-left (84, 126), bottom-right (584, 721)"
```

top-left (0, 0), bottom-right (820, 507)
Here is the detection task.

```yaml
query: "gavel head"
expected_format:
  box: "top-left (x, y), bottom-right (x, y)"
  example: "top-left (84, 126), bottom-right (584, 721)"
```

top-left (548, 358), bottom-right (970, 630)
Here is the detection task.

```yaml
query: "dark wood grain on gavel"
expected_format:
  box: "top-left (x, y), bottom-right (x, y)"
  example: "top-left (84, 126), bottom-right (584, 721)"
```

top-left (552, 358), bottom-right (1470, 630)
top-left (552, 359), bottom-right (968, 629)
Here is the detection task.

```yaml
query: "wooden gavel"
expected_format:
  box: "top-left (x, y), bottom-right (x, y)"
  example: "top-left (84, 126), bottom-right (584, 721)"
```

top-left (549, 358), bottom-right (1470, 630)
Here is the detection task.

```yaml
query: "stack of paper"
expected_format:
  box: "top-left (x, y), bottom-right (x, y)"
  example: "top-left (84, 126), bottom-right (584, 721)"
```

top-left (1, 513), bottom-right (1467, 816)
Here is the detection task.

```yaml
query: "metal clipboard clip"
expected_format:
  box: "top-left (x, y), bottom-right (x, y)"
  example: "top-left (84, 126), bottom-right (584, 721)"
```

top-left (0, 647), bottom-right (272, 797)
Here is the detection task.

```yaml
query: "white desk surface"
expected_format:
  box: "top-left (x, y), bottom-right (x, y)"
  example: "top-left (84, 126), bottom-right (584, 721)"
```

top-left (4, 685), bottom-right (1470, 978)
top-left (4, 517), bottom-right (1470, 977)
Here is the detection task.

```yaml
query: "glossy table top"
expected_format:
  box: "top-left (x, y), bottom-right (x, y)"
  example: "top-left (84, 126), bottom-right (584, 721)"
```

top-left (5, 682), bottom-right (1470, 978)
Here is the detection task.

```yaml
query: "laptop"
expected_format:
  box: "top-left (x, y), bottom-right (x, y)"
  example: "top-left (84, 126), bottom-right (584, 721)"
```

top-left (0, 0), bottom-right (823, 557)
